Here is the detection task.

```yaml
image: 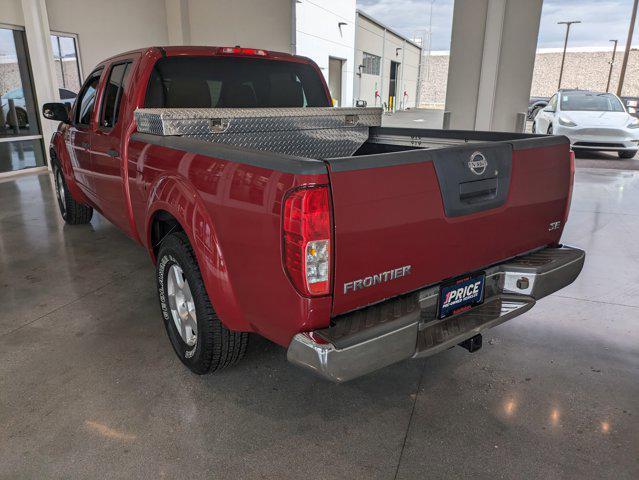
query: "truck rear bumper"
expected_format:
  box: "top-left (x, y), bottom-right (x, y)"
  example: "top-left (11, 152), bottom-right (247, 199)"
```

top-left (287, 246), bottom-right (585, 382)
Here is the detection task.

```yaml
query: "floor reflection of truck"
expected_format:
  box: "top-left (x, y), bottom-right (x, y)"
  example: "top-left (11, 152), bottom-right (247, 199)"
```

top-left (1, 87), bottom-right (76, 130)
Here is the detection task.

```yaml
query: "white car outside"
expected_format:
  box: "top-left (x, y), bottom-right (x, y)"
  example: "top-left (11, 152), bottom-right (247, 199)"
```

top-left (533, 90), bottom-right (639, 159)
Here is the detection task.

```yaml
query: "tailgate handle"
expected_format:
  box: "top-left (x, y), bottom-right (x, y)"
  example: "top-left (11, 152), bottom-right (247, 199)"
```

top-left (459, 178), bottom-right (498, 204)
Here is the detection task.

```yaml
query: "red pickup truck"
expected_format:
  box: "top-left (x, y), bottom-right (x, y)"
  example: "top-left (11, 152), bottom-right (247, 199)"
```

top-left (43, 46), bottom-right (584, 382)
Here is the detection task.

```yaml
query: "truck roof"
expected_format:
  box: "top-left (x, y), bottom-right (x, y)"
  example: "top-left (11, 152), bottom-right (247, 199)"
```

top-left (99, 45), bottom-right (297, 65)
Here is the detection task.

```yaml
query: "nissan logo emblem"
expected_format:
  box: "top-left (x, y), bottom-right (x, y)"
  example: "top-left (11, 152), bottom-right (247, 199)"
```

top-left (468, 151), bottom-right (488, 176)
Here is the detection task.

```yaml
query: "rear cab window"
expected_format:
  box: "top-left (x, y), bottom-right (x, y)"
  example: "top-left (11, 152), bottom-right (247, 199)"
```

top-left (144, 56), bottom-right (330, 108)
top-left (100, 61), bottom-right (132, 128)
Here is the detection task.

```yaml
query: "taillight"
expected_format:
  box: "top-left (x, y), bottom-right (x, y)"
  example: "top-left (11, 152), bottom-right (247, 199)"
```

top-left (283, 186), bottom-right (331, 297)
top-left (220, 47), bottom-right (267, 56)
top-left (564, 150), bottom-right (575, 225)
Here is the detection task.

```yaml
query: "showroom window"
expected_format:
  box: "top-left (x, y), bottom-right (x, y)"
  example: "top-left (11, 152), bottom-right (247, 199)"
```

top-left (50, 33), bottom-right (82, 94)
top-left (0, 25), bottom-right (45, 174)
top-left (362, 52), bottom-right (381, 75)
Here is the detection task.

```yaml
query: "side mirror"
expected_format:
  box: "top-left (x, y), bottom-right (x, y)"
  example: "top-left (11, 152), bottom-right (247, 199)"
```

top-left (42, 102), bottom-right (70, 124)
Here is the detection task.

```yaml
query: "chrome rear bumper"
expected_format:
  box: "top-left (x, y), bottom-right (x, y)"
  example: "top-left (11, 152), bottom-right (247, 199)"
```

top-left (287, 246), bottom-right (585, 382)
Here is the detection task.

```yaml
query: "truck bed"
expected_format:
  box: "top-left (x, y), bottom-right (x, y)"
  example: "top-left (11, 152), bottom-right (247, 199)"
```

top-left (132, 106), bottom-right (572, 318)
top-left (134, 107), bottom-right (565, 161)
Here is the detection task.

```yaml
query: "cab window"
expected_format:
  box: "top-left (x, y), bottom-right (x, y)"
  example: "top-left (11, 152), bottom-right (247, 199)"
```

top-left (144, 56), bottom-right (329, 108)
top-left (100, 62), bottom-right (132, 128)
top-left (75, 69), bottom-right (103, 126)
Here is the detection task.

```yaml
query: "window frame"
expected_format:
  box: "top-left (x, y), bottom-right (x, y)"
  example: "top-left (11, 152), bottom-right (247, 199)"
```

top-left (362, 52), bottom-right (381, 76)
top-left (74, 67), bottom-right (103, 127)
top-left (50, 31), bottom-right (83, 92)
top-left (98, 60), bottom-right (132, 131)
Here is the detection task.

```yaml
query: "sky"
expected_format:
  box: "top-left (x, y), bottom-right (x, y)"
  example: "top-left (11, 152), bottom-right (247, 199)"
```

top-left (356, 0), bottom-right (638, 51)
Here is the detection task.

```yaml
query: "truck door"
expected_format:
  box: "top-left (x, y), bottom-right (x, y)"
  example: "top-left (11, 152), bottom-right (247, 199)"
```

top-left (67, 68), bottom-right (102, 200)
top-left (91, 60), bottom-right (134, 234)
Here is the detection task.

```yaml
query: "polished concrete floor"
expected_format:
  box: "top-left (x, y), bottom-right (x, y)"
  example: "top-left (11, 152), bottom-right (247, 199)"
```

top-left (1, 169), bottom-right (638, 479)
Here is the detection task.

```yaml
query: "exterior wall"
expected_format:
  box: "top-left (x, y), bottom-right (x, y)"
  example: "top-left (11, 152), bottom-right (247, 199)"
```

top-left (354, 12), bottom-right (421, 110)
top-left (0, 63), bottom-right (21, 99)
top-left (295, 0), bottom-right (355, 107)
top-left (420, 53), bottom-right (448, 107)
top-left (421, 49), bottom-right (639, 106)
top-left (186, 0), bottom-right (291, 54)
top-left (45, 0), bottom-right (169, 72)
top-left (53, 57), bottom-right (80, 92)
top-left (531, 49), bottom-right (639, 97)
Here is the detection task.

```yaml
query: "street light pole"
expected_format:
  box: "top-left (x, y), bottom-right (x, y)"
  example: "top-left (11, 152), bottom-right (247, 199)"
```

top-left (557, 20), bottom-right (581, 90)
top-left (606, 39), bottom-right (618, 93)
top-left (617, 0), bottom-right (639, 97)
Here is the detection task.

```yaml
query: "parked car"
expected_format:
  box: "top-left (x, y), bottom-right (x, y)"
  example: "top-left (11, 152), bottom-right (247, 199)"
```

top-left (621, 96), bottom-right (639, 118)
top-left (42, 46), bottom-right (584, 382)
top-left (1, 87), bottom-right (76, 129)
top-left (527, 96), bottom-right (549, 120)
top-left (533, 89), bottom-right (639, 159)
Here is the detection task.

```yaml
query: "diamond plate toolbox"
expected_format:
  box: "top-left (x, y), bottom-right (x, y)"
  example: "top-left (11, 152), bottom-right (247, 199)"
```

top-left (134, 107), bottom-right (382, 159)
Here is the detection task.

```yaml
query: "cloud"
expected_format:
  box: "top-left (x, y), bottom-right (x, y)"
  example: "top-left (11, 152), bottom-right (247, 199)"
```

top-left (356, 0), bottom-right (637, 51)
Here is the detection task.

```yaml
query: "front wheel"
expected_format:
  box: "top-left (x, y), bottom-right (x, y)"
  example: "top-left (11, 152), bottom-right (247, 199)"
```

top-left (156, 232), bottom-right (248, 374)
top-left (53, 163), bottom-right (93, 224)
top-left (529, 106), bottom-right (541, 121)
top-left (618, 150), bottom-right (637, 159)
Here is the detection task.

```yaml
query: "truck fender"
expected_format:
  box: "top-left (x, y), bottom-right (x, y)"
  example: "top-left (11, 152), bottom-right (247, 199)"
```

top-left (145, 174), bottom-right (251, 333)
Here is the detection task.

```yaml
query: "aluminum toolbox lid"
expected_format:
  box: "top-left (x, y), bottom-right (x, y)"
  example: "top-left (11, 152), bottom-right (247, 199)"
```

top-left (133, 107), bottom-right (382, 159)
top-left (134, 107), bottom-right (382, 136)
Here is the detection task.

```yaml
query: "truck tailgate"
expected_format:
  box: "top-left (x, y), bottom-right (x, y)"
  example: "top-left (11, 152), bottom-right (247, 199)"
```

top-left (327, 139), bottom-right (572, 316)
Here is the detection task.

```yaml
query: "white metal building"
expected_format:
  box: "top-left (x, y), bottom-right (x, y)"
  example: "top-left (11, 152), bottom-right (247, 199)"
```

top-left (353, 9), bottom-right (422, 111)
top-left (0, 0), bottom-right (356, 176)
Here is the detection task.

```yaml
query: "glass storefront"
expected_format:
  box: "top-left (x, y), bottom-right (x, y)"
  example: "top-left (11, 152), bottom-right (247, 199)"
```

top-left (0, 26), bottom-right (45, 174)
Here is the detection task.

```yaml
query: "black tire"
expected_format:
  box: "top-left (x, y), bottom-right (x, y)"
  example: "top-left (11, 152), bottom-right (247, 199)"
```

top-left (529, 106), bottom-right (541, 121)
top-left (547, 124), bottom-right (554, 135)
top-left (532, 121), bottom-right (537, 134)
top-left (618, 150), bottom-right (637, 159)
top-left (53, 161), bottom-right (93, 225)
top-left (156, 232), bottom-right (248, 374)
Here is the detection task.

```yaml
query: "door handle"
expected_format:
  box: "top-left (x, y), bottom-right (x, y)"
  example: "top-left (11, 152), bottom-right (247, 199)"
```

top-left (107, 149), bottom-right (119, 158)
top-left (80, 141), bottom-right (89, 149)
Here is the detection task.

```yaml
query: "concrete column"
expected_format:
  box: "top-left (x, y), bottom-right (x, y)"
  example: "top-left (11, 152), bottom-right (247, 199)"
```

top-left (444, 0), bottom-right (543, 132)
top-left (165, 0), bottom-right (191, 45)
top-left (21, 0), bottom-right (60, 167)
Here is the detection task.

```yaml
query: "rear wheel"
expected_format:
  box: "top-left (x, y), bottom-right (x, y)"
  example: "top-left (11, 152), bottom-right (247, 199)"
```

top-left (53, 162), bottom-right (93, 224)
top-left (156, 232), bottom-right (248, 374)
top-left (618, 150), bottom-right (637, 159)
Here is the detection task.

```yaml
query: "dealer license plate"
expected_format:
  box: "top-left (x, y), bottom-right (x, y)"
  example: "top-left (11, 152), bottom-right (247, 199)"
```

top-left (438, 273), bottom-right (486, 319)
